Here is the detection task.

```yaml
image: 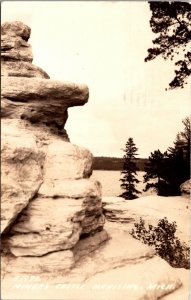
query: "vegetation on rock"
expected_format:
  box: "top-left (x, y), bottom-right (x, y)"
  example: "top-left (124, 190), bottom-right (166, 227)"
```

top-left (130, 217), bottom-right (190, 269)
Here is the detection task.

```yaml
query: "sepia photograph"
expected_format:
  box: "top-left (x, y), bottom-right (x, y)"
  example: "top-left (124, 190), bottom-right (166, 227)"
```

top-left (1, 1), bottom-right (190, 299)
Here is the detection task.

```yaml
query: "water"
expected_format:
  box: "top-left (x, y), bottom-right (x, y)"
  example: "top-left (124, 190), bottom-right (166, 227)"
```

top-left (91, 170), bottom-right (156, 197)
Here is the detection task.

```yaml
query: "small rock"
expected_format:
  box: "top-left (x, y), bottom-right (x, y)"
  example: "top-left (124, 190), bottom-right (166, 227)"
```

top-left (1, 21), bottom-right (31, 41)
top-left (180, 179), bottom-right (190, 197)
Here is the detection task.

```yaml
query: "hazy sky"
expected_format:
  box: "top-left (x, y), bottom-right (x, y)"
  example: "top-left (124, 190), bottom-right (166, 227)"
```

top-left (2, 1), bottom-right (190, 157)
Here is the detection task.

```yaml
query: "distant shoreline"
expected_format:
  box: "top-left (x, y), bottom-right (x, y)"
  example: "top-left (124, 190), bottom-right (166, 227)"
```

top-left (93, 156), bottom-right (148, 172)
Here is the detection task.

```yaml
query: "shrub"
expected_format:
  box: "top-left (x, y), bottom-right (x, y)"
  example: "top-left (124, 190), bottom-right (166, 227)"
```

top-left (130, 217), bottom-right (190, 269)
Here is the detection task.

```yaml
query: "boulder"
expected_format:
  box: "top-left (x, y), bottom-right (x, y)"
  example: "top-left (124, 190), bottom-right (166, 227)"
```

top-left (180, 179), bottom-right (190, 197)
top-left (1, 34), bottom-right (33, 62)
top-left (5, 196), bottom-right (104, 257)
top-left (1, 22), bottom-right (32, 62)
top-left (1, 21), bottom-right (31, 41)
top-left (42, 141), bottom-right (93, 181)
top-left (1, 76), bottom-right (88, 136)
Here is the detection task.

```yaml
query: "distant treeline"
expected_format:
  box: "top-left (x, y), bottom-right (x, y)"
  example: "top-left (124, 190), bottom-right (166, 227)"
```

top-left (93, 156), bottom-right (148, 171)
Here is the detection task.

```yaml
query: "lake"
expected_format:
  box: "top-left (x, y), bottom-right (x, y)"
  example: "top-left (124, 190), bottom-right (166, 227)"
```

top-left (91, 170), bottom-right (156, 197)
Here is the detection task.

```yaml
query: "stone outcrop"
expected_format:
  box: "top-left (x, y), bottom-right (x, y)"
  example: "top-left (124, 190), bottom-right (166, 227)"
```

top-left (4, 180), bottom-right (104, 257)
top-left (2, 224), bottom-right (187, 300)
top-left (180, 179), bottom-right (190, 197)
top-left (1, 21), bottom-right (88, 138)
top-left (1, 21), bottom-right (106, 271)
top-left (103, 195), bottom-right (190, 245)
top-left (1, 123), bottom-right (44, 234)
top-left (1, 61), bottom-right (50, 78)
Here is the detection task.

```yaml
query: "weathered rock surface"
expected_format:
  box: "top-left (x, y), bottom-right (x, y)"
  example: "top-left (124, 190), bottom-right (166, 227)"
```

top-left (1, 22), bottom-right (32, 62)
top-left (4, 181), bottom-right (104, 257)
top-left (2, 224), bottom-right (188, 300)
top-left (2, 250), bottom-right (75, 275)
top-left (1, 34), bottom-right (33, 62)
top-left (103, 195), bottom-right (190, 245)
top-left (42, 141), bottom-right (93, 181)
top-left (1, 61), bottom-right (50, 78)
top-left (1, 21), bottom-right (31, 41)
top-left (1, 120), bottom-right (44, 234)
top-left (180, 179), bottom-right (190, 197)
top-left (1, 76), bottom-right (88, 135)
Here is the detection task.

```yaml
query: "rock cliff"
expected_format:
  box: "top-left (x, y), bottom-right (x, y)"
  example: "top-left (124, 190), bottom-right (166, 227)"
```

top-left (1, 22), bottom-right (189, 300)
top-left (1, 21), bottom-right (107, 268)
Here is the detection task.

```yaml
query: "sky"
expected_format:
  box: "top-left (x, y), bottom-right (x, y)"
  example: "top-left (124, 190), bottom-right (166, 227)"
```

top-left (2, 1), bottom-right (190, 158)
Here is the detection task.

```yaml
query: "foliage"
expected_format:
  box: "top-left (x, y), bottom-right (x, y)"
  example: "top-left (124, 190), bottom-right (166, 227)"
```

top-left (145, 1), bottom-right (191, 89)
top-left (143, 150), bottom-right (170, 196)
top-left (130, 217), bottom-right (190, 269)
top-left (120, 138), bottom-right (141, 200)
top-left (144, 117), bottom-right (190, 196)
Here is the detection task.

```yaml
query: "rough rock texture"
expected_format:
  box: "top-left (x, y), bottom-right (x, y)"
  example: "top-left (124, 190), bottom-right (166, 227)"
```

top-left (1, 21), bottom-right (31, 41)
top-left (1, 61), bottom-right (50, 78)
top-left (4, 180), bottom-right (104, 257)
top-left (1, 122), bottom-right (44, 234)
top-left (1, 22), bottom-right (109, 288)
top-left (180, 179), bottom-right (190, 197)
top-left (103, 195), bottom-right (190, 245)
top-left (1, 22), bottom-right (32, 62)
top-left (1, 21), bottom-right (88, 138)
top-left (2, 224), bottom-right (188, 299)
top-left (1, 76), bottom-right (88, 134)
top-left (41, 141), bottom-right (93, 181)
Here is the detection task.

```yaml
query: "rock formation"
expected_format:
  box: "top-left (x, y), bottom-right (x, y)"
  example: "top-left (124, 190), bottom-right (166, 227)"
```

top-left (1, 21), bottom-right (189, 300)
top-left (180, 179), bottom-right (190, 197)
top-left (1, 21), bottom-right (107, 269)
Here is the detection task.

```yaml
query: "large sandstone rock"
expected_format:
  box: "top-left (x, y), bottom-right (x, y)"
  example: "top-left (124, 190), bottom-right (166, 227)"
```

top-left (1, 22), bottom-right (32, 62)
top-left (1, 77), bottom-right (88, 135)
top-left (1, 34), bottom-right (33, 62)
top-left (42, 141), bottom-right (93, 181)
top-left (1, 120), bottom-right (44, 234)
top-left (1, 21), bottom-right (31, 41)
top-left (2, 225), bottom-right (188, 300)
top-left (4, 180), bottom-right (104, 257)
top-left (2, 231), bottom-right (109, 276)
top-left (180, 179), bottom-right (190, 197)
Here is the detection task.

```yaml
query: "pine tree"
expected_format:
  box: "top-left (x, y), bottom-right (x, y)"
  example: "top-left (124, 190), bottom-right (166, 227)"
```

top-left (145, 2), bottom-right (191, 89)
top-left (120, 138), bottom-right (141, 200)
top-left (144, 117), bottom-right (190, 196)
top-left (143, 150), bottom-right (171, 196)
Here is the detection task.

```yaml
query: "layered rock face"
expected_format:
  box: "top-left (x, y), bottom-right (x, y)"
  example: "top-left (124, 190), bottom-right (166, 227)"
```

top-left (1, 21), bottom-right (88, 137)
top-left (1, 21), bottom-right (107, 271)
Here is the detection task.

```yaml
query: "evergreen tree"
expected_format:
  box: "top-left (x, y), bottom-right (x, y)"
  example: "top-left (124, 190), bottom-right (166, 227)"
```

top-left (144, 117), bottom-right (190, 196)
top-left (143, 150), bottom-right (170, 196)
top-left (145, 1), bottom-right (191, 89)
top-left (120, 138), bottom-right (141, 200)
